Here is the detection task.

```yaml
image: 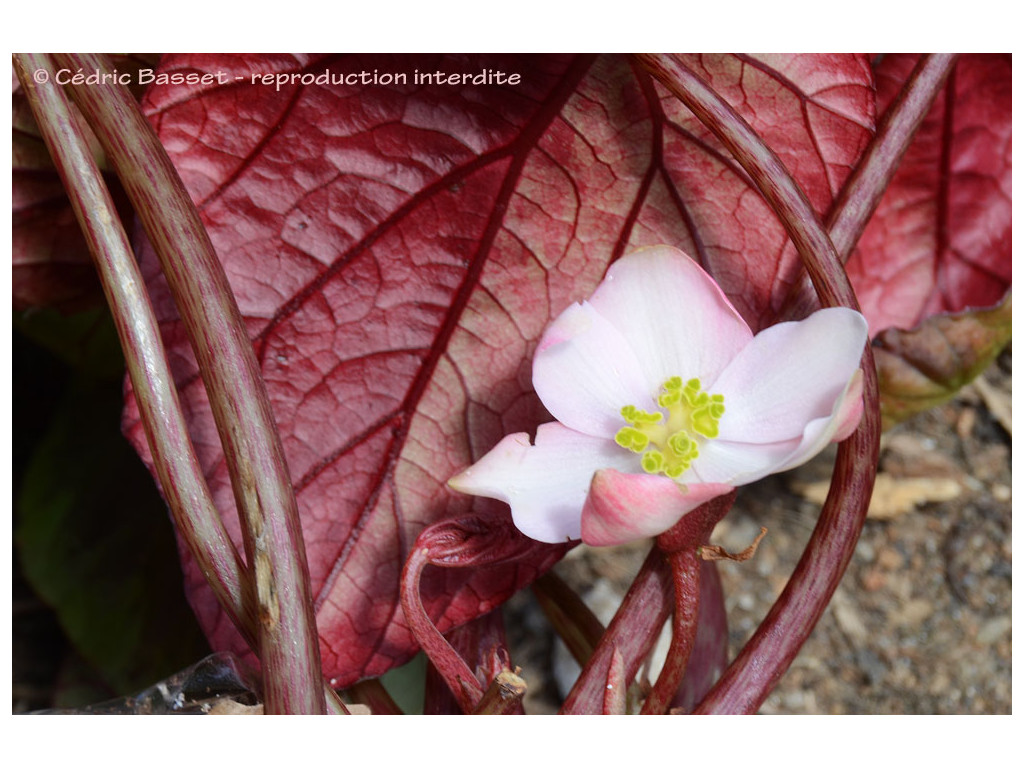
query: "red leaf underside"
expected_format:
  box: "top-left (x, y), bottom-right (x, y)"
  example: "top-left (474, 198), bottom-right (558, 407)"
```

top-left (123, 53), bottom-right (877, 684)
top-left (846, 54), bottom-right (1011, 335)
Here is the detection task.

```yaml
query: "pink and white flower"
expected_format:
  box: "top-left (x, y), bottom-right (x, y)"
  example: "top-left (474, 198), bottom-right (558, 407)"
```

top-left (449, 246), bottom-right (868, 547)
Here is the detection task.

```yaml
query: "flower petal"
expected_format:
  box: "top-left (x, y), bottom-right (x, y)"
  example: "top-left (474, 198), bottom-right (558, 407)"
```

top-left (694, 365), bottom-right (865, 486)
top-left (771, 367), bottom-right (865, 475)
top-left (688, 435), bottom-right (802, 485)
top-left (712, 307), bottom-right (867, 443)
top-left (533, 301), bottom-right (654, 437)
top-left (587, 246), bottom-right (753, 387)
top-left (582, 468), bottom-right (734, 547)
top-left (830, 368), bottom-right (865, 443)
top-left (448, 423), bottom-right (636, 543)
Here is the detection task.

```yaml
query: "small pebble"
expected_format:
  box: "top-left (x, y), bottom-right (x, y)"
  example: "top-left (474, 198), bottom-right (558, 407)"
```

top-left (976, 616), bottom-right (1011, 645)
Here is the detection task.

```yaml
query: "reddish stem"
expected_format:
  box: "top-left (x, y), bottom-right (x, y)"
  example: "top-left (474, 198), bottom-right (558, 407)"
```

top-left (12, 53), bottom-right (252, 643)
top-left (400, 545), bottom-right (484, 713)
top-left (636, 53), bottom-right (881, 714)
top-left (640, 547), bottom-right (701, 714)
top-left (18, 52), bottom-right (347, 715)
top-left (402, 515), bottom-right (566, 713)
top-left (52, 52), bottom-right (324, 714)
top-left (639, 491), bottom-right (736, 714)
top-left (424, 609), bottom-right (519, 714)
top-left (693, 409), bottom-right (879, 713)
top-left (603, 648), bottom-right (628, 715)
top-left (636, 54), bottom-right (849, 308)
top-left (560, 547), bottom-right (672, 714)
top-left (672, 560), bottom-right (728, 712)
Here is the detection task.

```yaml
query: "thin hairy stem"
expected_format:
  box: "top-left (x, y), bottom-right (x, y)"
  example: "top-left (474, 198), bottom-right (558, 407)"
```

top-left (13, 52), bottom-right (253, 646)
top-left (51, 52), bottom-right (324, 714)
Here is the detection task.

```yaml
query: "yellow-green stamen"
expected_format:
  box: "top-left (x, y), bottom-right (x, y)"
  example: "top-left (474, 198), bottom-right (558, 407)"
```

top-left (614, 376), bottom-right (725, 480)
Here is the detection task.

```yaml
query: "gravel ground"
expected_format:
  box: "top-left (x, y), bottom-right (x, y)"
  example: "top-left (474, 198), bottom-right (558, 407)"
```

top-left (505, 349), bottom-right (1012, 714)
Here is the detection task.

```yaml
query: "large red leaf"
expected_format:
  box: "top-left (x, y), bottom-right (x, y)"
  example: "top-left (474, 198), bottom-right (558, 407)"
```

top-left (123, 53), bottom-right (876, 684)
top-left (846, 53), bottom-right (1012, 336)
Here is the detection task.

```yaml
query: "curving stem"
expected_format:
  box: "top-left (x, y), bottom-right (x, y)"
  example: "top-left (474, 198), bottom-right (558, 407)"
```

top-left (639, 546), bottom-right (701, 714)
top-left (639, 490), bottom-right (735, 714)
top-left (559, 547), bottom-right (672, 714)
top-left (636, 53), bottom-right (881, 714)
top-left (12, 51), bottom-right (253, 650)
top-left (400, 545), bottom-right (485, 713)
top-left (49, 52), bottom-right (324, 714)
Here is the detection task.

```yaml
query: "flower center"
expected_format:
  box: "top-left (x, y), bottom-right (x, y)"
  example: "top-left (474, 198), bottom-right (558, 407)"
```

top-left (614, 376), bottom-right (725, 480)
